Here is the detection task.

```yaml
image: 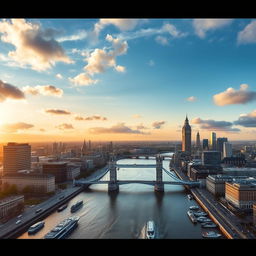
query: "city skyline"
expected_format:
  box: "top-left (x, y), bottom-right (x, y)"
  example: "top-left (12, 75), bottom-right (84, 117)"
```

top-left (2, 18), bottom-right (256, 142)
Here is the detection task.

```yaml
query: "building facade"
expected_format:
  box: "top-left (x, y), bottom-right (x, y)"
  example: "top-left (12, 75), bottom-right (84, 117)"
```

top-left (3, 143), bottom-right (31, 174)
top-left (202, 151), bottom-right (221, 166)
top-left (223, 142), bottom-right (232, 158)
top-left (210, 132), bottom-right (217, 150)
top-left (202, 139), bottom-right (209, 150)
top-left (42, 162), bottom-right (68, 183)
top-left (182, 116), bottom-right (191, 153)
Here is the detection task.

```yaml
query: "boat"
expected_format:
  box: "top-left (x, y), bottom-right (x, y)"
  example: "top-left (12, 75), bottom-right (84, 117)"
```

top-left (44, 216), bottom-right (80, 239)
top-left (57, 204), bottom-right (68, 212)
top-left (187, 210), bottom-right (197, 224)
top-left (197, 217), bottom-right (212, 223)
top-left (70, 200), bottom-right (83, 213)
top-left (193, 211), bottom-right (208, 217)
top-left (189, 205), bottom-right (199, 211)
top-left (28, 221), bottom-right (45, 235)
top-left (146, 220), bottom-right (156, 239)
top-left (201, 222), bottom-right (218, 228)
top-left (187, 194), bottom-right (193, 200)
top-left (202, 231), bottom-right (222, 239)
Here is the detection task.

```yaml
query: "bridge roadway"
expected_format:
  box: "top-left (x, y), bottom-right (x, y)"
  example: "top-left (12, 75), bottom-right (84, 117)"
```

top-left (116, 164), bottom-right (157, 168)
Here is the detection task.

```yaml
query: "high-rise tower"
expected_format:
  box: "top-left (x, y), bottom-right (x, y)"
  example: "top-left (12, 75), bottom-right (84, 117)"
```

top-left (196, 131), bottom-right (201, 150)
top-left (182, 115), bottom-right (191, 153)
top-left (210, 132), bottom-right (217, 150)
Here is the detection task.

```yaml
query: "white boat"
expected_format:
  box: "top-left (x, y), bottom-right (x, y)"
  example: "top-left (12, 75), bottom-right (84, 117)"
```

top-left (197, 217), bottom-right (212, 223)
top-left (189, 205), bottom-right (199, 211)
top-left (146, 221), bottom-right (156, 239)
top-left (28, 221), bottom-right (45, 235)
top-left (187, 210), bottom-right (197, 224)
top-left (202, 231), bottom-right (222, 239)
top-left (193, 211), bottom-right (208, 217)
top-left (187, 194), bottom-right (193, 200)
top-left (201, 222), bottom-right (217, 228)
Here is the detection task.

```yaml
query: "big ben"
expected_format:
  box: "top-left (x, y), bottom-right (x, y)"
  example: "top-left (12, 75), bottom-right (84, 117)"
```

top-left (182, 115), bottom-right (191, 153)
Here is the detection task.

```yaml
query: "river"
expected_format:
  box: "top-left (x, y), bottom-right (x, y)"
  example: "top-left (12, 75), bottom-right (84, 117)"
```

top-left (19, 154), bottom-right (218, 239)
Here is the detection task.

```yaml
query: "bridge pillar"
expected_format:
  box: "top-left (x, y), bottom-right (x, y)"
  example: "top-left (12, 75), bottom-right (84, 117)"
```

top-left (154, 155), bottom-right (164, 192)
top-left (108, 156), bottom-right (119, 192)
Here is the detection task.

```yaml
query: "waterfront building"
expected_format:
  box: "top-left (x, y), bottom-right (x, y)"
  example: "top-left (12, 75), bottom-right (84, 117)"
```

top-left (225, 178), bottom-right (256, 210)
top-left (206, 175), bottom-right (249, 196)
top-left (223, 142), bottom-right (232, 158)
top-left (222, 156), bottom-right (246, 167)
top-left (3, 143), bottom-right (31, 174)
top-left (0, 195), bottom-right (24, 222)
top-left (42, 162), bottom-right (68, 183)
top-left (202, 139), bottom-right (209, 150)
top-left (182, 115), bottom-right (191, 154)
top-left (223, 167), bottom-right (256, 176)
top-left (1, 173), bottom-right (55, 194)
top-left (202, 151), bottom-right (221, 166)
top-left (210, 132), bottom-right (217, 150)
top-left (67, 164), bottom-right (81, 180)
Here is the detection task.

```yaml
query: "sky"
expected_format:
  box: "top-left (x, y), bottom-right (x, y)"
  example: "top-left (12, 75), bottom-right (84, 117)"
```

top-left (1, 18), bottom-right (256, 142)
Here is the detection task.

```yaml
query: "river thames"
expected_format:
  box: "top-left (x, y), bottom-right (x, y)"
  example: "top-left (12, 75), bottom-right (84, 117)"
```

top-left (19, 154), bottom-right (220, 239)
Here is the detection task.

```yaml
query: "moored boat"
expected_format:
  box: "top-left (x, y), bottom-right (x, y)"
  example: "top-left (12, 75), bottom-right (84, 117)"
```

top-left (70, 200), bottom-right (83, 213)
top-left (28, 221), bottom-right (45, 235)
top-left (187, 210), bottom-right (197, 224)
top-left (202, 231), bottom-right (222, 239)
top-left (57, 204), bottom-right (68, 212)
top-left (189, 205), bottom-right (199, 211)
top-left (187, 194), bottom-right (193, 200)
top-left (201, 222), bottom-right (218, 228)
top-left (146, 220), bottom-right (156, 239)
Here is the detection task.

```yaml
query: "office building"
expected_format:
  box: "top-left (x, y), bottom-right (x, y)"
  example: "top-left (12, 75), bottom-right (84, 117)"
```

top-left (202, 139), bottom-right (209, 150)
top-left (210, 132), bottom-right (217, 150)
top-left (223, 142), bottom-right (232, 158)
top-left (196, 132), bottom-right (201, 150)
top-left (42, 162), bottom-right (68, 183)
top-left (216, 137), bottom-right (228, 156)
top-left (202, 151), bottom-right (221, 166)
top-left (3, 143), bottom-right (31, 174)
top-left (182, 115), bottom-right (191, 153)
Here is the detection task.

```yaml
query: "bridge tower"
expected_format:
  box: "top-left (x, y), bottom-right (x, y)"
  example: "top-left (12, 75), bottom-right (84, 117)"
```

top-left (108, 155), bottom-right (119, 192)
top-left (154, 155), bottom-right (164, 192)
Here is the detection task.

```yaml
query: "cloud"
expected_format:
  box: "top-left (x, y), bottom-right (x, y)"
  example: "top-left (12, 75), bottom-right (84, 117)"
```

top-left (44, 108), bottom-right (71, 115)
top-left (0, 122), bottom-right (34, 133)
top-left (237, 20), bottom-right (256, 44)
top-left (234, 110), bottom-right (256, 127)
top-left (132, 114), bottom-right (142, 119)
top-left (55, 123), bottom-right (74, 130)
top-left (23, 85), bottom-right (63, 97)
top-left (148, 60), bottom-right (155, 66)
top-left (0, 80), bottom-right (25, 102)
top-left (193, 19), bottom-right (233, 38)
top-left (152, 121), bottom-right (166, 129)
top-left (57, 30), bottom-right (87, 42)
top-left (186, 96), bottom-right (197, 102)
top-left (136, 123), bottom-right (149, 130)
top-left (39, 128), bottom-right (45, 132)
top-left (84, 34), bottom-right (128, 76)
top-left (89, 122), bottom-right (148, 134)
top-left (155, 35), bottom-right (169, 45)
top-left (56, 73), bottom-right (63, 79)
top-left (213, 84), bottom-right (256, 106)
top-left (74, 115), bottom-right (107, 121)
top-left (0, 19), bottom-right (73, 71)
top-left (191, 117), bottom-right (240, 132)
top-left (69, 73), bottom-right (98, 86)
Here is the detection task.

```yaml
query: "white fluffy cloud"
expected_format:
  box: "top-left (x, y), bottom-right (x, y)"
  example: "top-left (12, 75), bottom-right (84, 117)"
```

top-left (193, 19), bottom-right (233, 38)
top-left (0, 122), bottom-right (34, 133)
top-left (234, 110), bottom-right (256, 127)
top-left (0, 19), bottom-right (73, 71)
top-left (237, 20), bottom-right (256, 44)
top-left (213, 84), bottom-right (256, 106)
top-left (69, 73), bottom-right (98, 86)
top-left (152, 121), bottom-right (166, 129)
top-left (23, 85), bottom-right (63, 97)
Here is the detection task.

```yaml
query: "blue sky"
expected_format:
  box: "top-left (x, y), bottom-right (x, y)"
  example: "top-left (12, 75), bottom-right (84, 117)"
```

top-left (1, 18), bottom-right (256, 142)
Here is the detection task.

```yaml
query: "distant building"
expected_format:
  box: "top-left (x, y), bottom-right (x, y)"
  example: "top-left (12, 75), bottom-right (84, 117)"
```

top-left (67, 164), bottom-right (80, 180)
top-left (202, 151), bottom-right (221, 166)
top-left (196, 132), bottom-right (201, 150)
top-left (182, 115), bottom-right (191, 153)
top-left (202, 139), bottom-right (209, 150)
top-left (1, 173), bottom-right (55, 194)
top-left (222, 156), bottom-right (246, 167)
top-left (3, 143), bottom-right (31, 174)
top-left (0, 195), bottom-right (24, 221)
top-left (223, 142), bottom-right (232, 158)
top-left (216, 137), bottom-right (228, 156)
top-left (42, 162), bottom-right (68, 183)
top-left (225, 178), bottom-right (256, 210)
top-left (253, 203), bottom-right (256, 226)
top-left (81, 140), bottom-right (87, 156)
top-left (210, 132), bottom-right (217, 150)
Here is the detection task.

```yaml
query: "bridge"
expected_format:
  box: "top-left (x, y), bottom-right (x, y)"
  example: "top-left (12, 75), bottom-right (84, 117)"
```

top-left (74, 155), bottom-right (200, 192)
top-left (116, 153), bottom-right (172, 160)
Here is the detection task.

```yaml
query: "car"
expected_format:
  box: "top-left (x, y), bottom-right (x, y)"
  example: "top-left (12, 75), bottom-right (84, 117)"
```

top-left (59, 195), bottom-right (65, 200)
top-left (35, 208), bottom-right (42, 214)
top-left (16, 220), bottom-right (21, 225)
top-left (17, 214), bottom-right (22, 218)
top-left (30, 205), bottom-right (35, 208)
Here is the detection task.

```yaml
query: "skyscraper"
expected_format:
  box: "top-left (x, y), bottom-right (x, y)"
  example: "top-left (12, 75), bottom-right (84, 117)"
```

top-left (3, 143), bottom-right (31, 174)
top-left (223, 142), bottom-right (232, 158)
top-left (202, 139), bottom-right (209, 150)
top-left (210, 132), bottom-right (217, 150)
top-left (81, 139), bottom-right (87, 156)
top-left (182, 115), bottom-right (191, 153)
top-left (217, 137), bottom-right (228, 155)
top-left (196, 131), bottom-right (201, 150)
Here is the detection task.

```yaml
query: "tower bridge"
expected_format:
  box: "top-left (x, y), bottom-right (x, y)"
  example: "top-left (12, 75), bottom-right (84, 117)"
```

top-left (74, 154), bottom-right (200, 192)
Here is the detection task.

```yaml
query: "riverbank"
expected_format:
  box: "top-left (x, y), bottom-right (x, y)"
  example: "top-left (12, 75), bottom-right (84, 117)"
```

top-left (171, 165), bottom-right (253, 239)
